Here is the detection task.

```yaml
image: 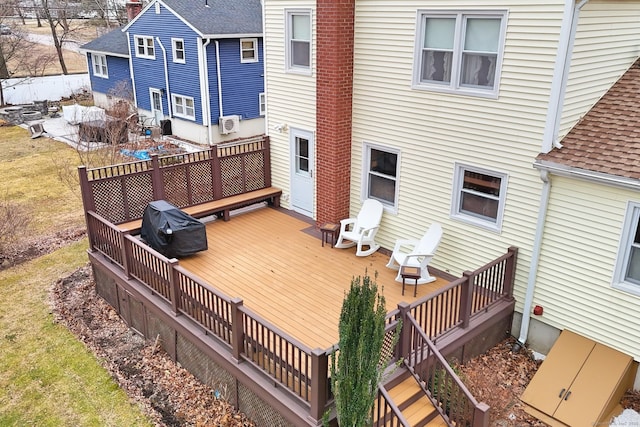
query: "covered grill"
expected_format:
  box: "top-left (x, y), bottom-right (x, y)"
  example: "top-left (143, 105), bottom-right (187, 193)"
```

top-left (141, 200), bottom-right (208, 258)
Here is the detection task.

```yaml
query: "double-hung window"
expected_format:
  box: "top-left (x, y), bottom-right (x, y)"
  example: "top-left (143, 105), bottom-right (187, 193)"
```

top-left (241, 38), bottom-right (258, 63)
top-left (363, 143), bottom-right (400, 210)
top-left (613, 202), bottom-right (640, 296)
top-left (172, 94), bottom-right (195, 120)
top-left (135, 36), bottom-right (155, 59)
top-left (91, 53), bottom-right (108, 78)
top-left (414, 10), bottom-right (506, 97)
top-left (285, 10), bottom-right (311, 73)
top-left (172, 38), bottom-right (185, 63)
top-left (451, 163), bottom-right (508, 231)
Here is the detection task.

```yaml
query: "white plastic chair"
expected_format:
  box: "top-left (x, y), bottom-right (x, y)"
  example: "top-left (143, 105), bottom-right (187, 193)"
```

top-left (386, 223), bottom-right (443, 284)
top-left (334, 199), bottom-right (384, 256)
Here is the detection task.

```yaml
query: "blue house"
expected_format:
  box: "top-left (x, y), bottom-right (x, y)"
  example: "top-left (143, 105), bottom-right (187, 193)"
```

top-left (80, 0), bottom-right (265, 145)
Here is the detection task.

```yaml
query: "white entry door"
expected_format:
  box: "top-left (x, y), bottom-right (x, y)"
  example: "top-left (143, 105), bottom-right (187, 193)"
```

top-left (149, 88), bottom-right (163, 125)
top-left (290, 128), bottom-right (314, 217)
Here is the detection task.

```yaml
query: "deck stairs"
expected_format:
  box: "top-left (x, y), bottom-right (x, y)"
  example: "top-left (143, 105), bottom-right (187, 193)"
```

top-left (379, 372), bottom-right (449, 426)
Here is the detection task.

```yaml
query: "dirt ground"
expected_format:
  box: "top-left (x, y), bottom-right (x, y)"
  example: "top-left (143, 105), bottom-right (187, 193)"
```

top-left (6, 230), bottom-right (640, 426)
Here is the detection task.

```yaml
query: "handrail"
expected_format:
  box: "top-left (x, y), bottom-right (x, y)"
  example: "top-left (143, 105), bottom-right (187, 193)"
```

top-left (374, 385), bottom-right (411, 427)
top-left (405, 315), bottom-right (489, 426)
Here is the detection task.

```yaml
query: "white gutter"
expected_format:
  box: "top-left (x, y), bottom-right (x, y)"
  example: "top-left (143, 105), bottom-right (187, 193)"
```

top-left (261, 0), bottom-right (269, 136)
top-left (517, 170), bottom-right (552, 348)
top-left (541, 0), bottom-right (589, 153)
top-left (201, 38), bottom-right (213, 145)
top-left (215, 40), bottom-right (224, 118)
top-left (156, 36), bottom-right (172, 118)
top-left (125, 31), bottom-right (138, 108)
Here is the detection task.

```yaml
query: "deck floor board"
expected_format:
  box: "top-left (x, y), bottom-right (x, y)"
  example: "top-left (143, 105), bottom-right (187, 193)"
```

top-left (179, 207), bottom-right (449, 350)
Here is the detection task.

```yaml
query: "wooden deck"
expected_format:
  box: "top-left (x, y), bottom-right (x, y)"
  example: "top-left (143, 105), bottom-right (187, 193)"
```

top-left (179, 205), bottom-right (450, 350)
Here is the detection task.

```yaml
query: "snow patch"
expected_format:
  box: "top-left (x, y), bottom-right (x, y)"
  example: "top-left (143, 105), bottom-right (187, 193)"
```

top-left (611, 409), bottom-right (640, 426)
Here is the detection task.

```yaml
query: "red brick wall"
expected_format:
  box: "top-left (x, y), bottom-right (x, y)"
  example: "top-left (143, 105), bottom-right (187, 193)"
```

top-left (316, 0), bottom-right (355, 225)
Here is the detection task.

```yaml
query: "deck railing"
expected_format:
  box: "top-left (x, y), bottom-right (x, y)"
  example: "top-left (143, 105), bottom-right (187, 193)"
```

top-left (404, 315), bottom-right (490, 427)
top-left (86, 207), bottom-right (516, 425)
top-left (79, 136), bottom-right (272, 225)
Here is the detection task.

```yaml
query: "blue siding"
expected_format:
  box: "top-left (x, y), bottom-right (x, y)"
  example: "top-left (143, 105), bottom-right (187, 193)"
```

top-left (207, 38), bottom-right (265, 121)
top-left (127, 3), bottom-right (202, 123)
top-left (88, 54), bottom-right (132, 96)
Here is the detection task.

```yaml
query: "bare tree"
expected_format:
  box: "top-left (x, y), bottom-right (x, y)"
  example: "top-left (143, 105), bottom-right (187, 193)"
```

top-left (0, 6), bottom-right (32, 105)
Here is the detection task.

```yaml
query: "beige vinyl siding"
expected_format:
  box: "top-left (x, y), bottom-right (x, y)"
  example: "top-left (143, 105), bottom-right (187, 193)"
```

top-left (558, 1), bottom-right (640, 141)
top-left (264, 0), bottom-right (317, 211)
top-left (351, 1), bottom-right (565, 307)
top-left (535, 176), bottom-right (640, 360)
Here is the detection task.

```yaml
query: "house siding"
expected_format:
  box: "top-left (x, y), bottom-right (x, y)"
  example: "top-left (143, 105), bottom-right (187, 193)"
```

top-left (127, 3), bottom-right (203, 124)
top-left (350, 1), bottom-right (566, 309)
top-left (87, 54), bottom-right (132, 98)
top-left (558, 0), bottom-right (640, 141)
top-left (535, 176), bottom-right (640, 360)
top-left (206, 38), bottom-right (265, 122)
top-left (264, 0), bottom-right (317, 211)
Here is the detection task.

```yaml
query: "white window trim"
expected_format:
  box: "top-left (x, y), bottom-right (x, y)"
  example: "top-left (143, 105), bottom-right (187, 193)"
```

top-left (259, 92), bottom-right (266, 116)
top-left (240, 38), bottom-right (258, 63)
top-left (613, 201), bottom-right (640, 297)
top-left (91, 53), bottom-right (108, 78)
top-left (412, 10), bottom-right (507, 99)
top-left (171, 93), bottom-right (195, 120)
top-left (285, 9), bottom-right (312, 75)
top-left (171, 38), bottom-right (185, 64)
top-left (450, 162), bottom-right (508, 232)
top-left (362, 142), bottom-right (400, 213)
top-left (134, 35), bottom-right (155, 59)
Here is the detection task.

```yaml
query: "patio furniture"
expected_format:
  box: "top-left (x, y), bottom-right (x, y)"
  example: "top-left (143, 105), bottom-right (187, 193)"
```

top-left (320, 223), bottom-right (339, 247)
top-left (386, 223), bottom-right (443, 284)
top-left (334, 199), bottom-right (384, 256)
top-left (400, 265), bottom-right (421, 297)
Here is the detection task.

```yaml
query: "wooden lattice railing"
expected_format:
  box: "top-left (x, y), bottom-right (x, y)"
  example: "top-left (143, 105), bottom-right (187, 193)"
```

top-left (79, 136), bottom-right (272, 225)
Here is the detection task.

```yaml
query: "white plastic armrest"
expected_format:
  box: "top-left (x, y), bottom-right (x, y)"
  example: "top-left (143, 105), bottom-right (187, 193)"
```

top-left (339, 217), bottom-right (356, 231)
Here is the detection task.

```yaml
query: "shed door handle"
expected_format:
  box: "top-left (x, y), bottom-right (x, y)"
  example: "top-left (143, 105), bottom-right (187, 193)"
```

top-left (558, 388), bottom-right (565, 398)
top-left (564, 391), bottom-right (571, 401)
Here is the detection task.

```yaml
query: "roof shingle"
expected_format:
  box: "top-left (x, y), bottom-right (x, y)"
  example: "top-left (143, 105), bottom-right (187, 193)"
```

top-left (537, 59), bottom-right (640, 181)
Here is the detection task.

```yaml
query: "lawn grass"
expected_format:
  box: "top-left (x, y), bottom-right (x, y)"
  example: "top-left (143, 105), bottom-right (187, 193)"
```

top-left (0, 125), bottom-right (153, 426)
top-left (0, 125), bottom-right (85, 233)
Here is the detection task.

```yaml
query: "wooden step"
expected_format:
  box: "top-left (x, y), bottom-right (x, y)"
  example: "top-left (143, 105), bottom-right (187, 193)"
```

top-left (386, 376), bottom-right (445, 427)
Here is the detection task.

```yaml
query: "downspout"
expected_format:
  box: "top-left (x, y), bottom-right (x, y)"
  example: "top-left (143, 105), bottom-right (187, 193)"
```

top-left (156, 36), bottom-right (172, 118)
top-left (215, 40), bottom-right (224, 118)
top-left (261, 0), bottom-right (269, 136)
top-left (125, 31), bottom-right (138, 108)
top-left (541, 0), bottom-right (589, 153)
top-left (515, 170), bottom-right (551, 350)
top-left (202, 38), bottom-right (212, 145)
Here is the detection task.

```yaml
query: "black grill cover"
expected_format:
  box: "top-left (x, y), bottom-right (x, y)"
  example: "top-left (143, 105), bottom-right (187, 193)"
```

top-left (141, 200), bottom-right (208, 258)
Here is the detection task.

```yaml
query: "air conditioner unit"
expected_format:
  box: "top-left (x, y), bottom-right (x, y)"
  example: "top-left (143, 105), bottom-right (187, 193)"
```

top-left (219, 115), bottom-right (240, 134)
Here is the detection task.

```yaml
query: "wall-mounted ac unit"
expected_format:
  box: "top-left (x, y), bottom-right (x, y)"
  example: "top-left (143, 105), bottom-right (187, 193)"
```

top-left (219, 115), bottom-right (240, 134)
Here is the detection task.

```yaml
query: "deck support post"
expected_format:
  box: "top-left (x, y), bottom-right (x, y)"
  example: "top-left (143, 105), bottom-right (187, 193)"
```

top-left (460, 271), bottom-right (474, 329)
top-left (168, 259), bottom-right (180, 315)
top-left (503, 246), bottom-right (518, 299)
top-left (472, 402), bottom-right (490, 427)
top-left (397, 302), bottom-right (411, 360)
top-left (150, 155), bottom-right (165, 200)
top-left (309, 348), bottom-right (329, 423)
top-left (230, 298), bottom-right (244, 362)
top-left (121, 231), bottom-right (132, 279)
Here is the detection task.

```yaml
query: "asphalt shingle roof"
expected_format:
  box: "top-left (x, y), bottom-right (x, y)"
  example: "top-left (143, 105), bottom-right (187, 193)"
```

top-left (160, 0), bottom-right (262, 35)
top-left (80, 27), bottom-right (128, 56)
top-left (536, 59), bottom-right (640, 181)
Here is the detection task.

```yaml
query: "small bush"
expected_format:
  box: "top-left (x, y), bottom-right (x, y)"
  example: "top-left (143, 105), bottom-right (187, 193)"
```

top-left (0, 197), bottom-right (31, 254)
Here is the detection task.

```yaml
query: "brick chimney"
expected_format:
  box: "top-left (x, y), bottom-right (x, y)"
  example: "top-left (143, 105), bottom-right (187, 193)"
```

top-left (316, 0), bottom-right (355, 226)
top-left (126, 1), bottom-right (143, 21)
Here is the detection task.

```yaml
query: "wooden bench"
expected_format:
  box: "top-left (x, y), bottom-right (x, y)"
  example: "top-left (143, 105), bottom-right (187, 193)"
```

top-left (116, 187), bottom-right (282, 233)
